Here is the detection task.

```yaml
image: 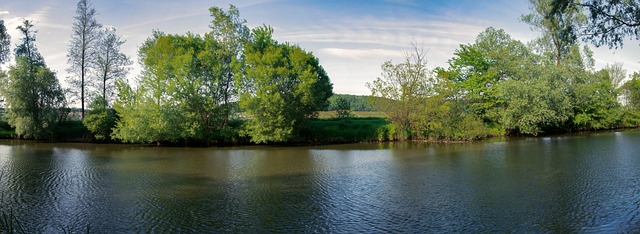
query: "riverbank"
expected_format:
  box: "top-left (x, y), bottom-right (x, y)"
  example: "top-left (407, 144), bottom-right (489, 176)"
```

top-left (0, 118), bottom-right (391, 145)
top-left (1, 117), bottom-right (637, 146)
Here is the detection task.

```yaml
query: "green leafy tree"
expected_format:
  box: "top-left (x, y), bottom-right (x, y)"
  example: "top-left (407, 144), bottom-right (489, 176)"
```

top-left (522, 0), bottom-right (586, 66)
top-left (0, 20), bottom-right (10, 65)
top-left (83, 96), bottom-right (115, 140)
top-left (327, 94), bottom-right (375, 111)
top-left (498, 65), bottom-right (573, 135)
top-left (571, 69), bottom-right (621, 130)
top-left (1, 58), bottom-right (66, 139)
top-left (367, 43), bottom-right (432, 140)
top-left (68, 0), bottom-right (102, 119)
top-left (112, 32), bottom-right (196, 143)
top-left (620, 73), bottom-right (640, 126)
top-left (444, 27), bottom-right (533, 124)
top-left (0, 20), bottom-right (66, 139)
top-left (207, 5), bottom-right (251, 126)
top-left (15, 20), bottom-right (45, 67)
top-left (334, 97), bottom-right (352, 118)
top-left (239, 26), bottom-right (333, 143)
top-left (0, 20), bottom-right (9, 109)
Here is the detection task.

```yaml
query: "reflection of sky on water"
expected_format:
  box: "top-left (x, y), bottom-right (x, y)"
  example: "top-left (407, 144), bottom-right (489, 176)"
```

top-left (1, 131), bottom-right (640, 232)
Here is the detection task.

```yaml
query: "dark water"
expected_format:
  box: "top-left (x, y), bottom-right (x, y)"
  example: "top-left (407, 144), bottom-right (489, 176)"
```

top-left (1, 131), bottom-right (640, 233)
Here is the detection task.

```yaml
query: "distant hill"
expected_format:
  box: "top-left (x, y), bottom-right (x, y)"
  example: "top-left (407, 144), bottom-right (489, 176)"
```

top-left (327, 94), bottom-right (376, 111)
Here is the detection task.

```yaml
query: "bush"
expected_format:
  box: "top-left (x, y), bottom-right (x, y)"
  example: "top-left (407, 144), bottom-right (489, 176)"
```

top-left (83, 97), bottom-right (116, 141)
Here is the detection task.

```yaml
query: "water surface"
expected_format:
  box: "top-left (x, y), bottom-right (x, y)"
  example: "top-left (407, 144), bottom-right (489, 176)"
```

top-left (1, 131), bottom-right (640, 232)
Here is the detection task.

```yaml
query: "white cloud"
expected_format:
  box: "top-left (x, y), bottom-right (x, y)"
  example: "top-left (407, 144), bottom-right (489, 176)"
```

top-left (319, 48), bottom-right (402, 60)
top-left (0, 11), bottom-right (9, 16)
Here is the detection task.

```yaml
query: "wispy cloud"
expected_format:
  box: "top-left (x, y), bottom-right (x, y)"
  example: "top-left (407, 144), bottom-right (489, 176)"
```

top-left (319, 48), bottom-right (402, 60)
top-left (0, 10), bottom-right (9, 16)
top-left (120, 11), bottom-right (208, 32)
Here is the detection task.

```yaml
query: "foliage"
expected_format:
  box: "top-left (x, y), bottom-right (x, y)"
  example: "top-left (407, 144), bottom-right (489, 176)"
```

top-left (112, 33), bottom-right (202, 144)
top-left (552, 0), bottom-right (640, 48)
top-left (622, 73), bottom-right (640, 109)
top-left (1, 57), bottom-right (67, 139)
top-left (0, 20), bottom-right (9, 65)
top-left (54, 120), bottom-right (90, 141)
top-left (83, 96), bottom-right (116, 141)
top-left (334, 97), bottom-right (352, 118)
top-left (603, 62), bottom-right (626, 89)
top-left (327, 94), bottom-right (376, 111)
top-left (0, 119), bottom-right (15, 138)
top-left (497, 65), bottom-right (573, 135)
top-left (522, 0), bottom-right (586, 66)
top-left (238, 26), bottom-right (333, 143)
top-left (207, 5), bottom-right (251, 125)
top-left (571, 69), bottom-right (622, 130)
top-left (93, 27), bottom-right (132, 104)
top-left (443, 27), bottom-right (533, 122)
top-left (15, 20), bottom-right (45, 67)
top-left (67, 0), bottom-right (102, 118)
top-left (367, 44), bottom-right (433, 140)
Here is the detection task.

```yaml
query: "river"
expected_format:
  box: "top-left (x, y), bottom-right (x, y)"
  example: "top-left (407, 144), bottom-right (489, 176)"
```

top-left (1, 130), bottom-right (640, 232)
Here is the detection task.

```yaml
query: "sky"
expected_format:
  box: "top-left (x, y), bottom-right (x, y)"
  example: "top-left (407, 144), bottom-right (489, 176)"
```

top-left (1, 0), bottom-right (640, 95)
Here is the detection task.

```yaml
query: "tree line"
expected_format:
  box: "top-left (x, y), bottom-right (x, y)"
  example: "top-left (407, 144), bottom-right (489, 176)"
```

top-left (2, 0), bottom-right (640, 144)
top-left (0, 2), bottom-right (333, 144)
top-left (368, 0), bottom-right (640, 141)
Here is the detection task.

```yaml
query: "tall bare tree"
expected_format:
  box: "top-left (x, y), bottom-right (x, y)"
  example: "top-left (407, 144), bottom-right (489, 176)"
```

top-left (93, 27), bottom-right (131, 105)
top-left (67, 0), bottom-right (102, 118)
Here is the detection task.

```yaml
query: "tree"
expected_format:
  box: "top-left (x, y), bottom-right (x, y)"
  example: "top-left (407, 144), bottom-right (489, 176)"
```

top-left (604, 62), bottom-right (627, 89)
top-left (571, 69), bottom-right (621, 130)
top-left (239, 26), bottom-right (333, 143)
top-left (619, 72), bottom-right (640, 126)
top-left (1, 22), bottom-right (67, 139)
top-left (113, 30), bottom-right (246, 144)
top-left (93, 27), bottom-right (131, 104)
top-left (0, 20), bottom-right (9, 108)
top-left (0, 20), bottom-right (10, 65)
top-left (112, 31), bottom-right (193, 144)
top-left (15, 20), bottom-right (45, 67)
top-left (522, 0), bottom-right (586, 66)
top-left (83, 96), bottom-right (115, 141)
top-left (497, 66), bottom-right (573, 135)
top-left (68, 0), bottom-right (102, 119)
top-left (367, 43), bottom-right (432, 140)
top-left (334, 97), bottom-right (352, 118)
top-left (552, 0), bottom-right (640, 48)
top-left (444, 27), bottom-right (533, 123)
top-left (621, 72), bottom-right (640, 109)
top-left (207, 5), bottom-right (251, 126)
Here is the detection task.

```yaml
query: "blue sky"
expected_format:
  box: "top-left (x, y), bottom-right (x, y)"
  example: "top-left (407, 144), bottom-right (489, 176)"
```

top-left (1, 0), bottom-right (639, 95)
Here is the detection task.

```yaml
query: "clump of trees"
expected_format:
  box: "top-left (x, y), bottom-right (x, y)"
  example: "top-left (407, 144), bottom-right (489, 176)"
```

top-left (111, 6), bottom-right (333, 144)
top-left (0, 3), bottom-right (333, 144)
top-left (5, 0), bottom-right (640, 144)
top-left (0, 20), bottom-right (67, 139)
top-left (367, 0), bottom-right (640, 141)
